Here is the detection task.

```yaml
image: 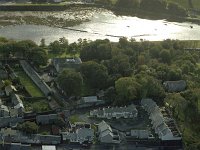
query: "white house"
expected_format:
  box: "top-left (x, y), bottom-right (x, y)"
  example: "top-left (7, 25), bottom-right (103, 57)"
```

top-left (130, 130), bottom-right (150, 139)
top-left (53, 0), bottom-right (62, 3)
top-left (141, 99), bottom-right (182, 141)
top-left (0, 105), bottom-right (9, 117)
top-left (98, 121), bottom-right (120, 144)
top-left (62, 122), bottom-right (94, 144)
top-left (90, 104), bottom-right (137, 119)
top-left (11, 93), bottom-right (24, 109)
top-left (77, 96), bottom-right (105, 108)
top-left (5, 85), bottom-right (17, 96)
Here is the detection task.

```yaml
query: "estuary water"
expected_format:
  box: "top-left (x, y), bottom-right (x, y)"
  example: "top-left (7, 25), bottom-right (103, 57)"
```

top-left (0, 10), bottom-right (199, 44)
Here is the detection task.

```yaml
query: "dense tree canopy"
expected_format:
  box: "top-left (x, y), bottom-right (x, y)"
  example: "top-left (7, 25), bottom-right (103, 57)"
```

top-left (80, 61), bottom-right (109, 89)
top-left (57, 69), bottom-right (83, 97)
top-left (115, 77), bottom-right (140, 105)
top-left (115, 0), bottom-right (140, 9)
top-left (18, 121), bottom-right (39, 134)
top-left (80, 39), bottom-right (112, 62)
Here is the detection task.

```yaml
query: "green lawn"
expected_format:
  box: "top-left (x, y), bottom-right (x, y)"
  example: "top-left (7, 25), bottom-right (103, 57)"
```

top-left (16, 70), bottom-right (44, 97)
top-left (47, 51), bottom-right (79, 59)
top-left (69, 115), bottom-right (84, 124)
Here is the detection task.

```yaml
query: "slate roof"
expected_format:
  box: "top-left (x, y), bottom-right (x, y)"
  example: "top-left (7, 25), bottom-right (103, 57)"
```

top-left (42, 145), bottom-right (56, 150)
top-left (163, 80), bottom-right (186, 92)
top-left (98, 120), bottom-right (112, 133)
top-left (39, 135), bottom-right (61, 144)
top-left (10, 143), bottom-right (31, 150)
top-left (141, 98), bottom-right (182, 141)
top-left (90, 104), bottom-right (138, 119)
top-left (11, 93), bottom-right (24, 109)
top-left (36, 114), bottom-right (58, 124)
top-left (0, 80), bottom-right (5, 89)
top-left (5, 85), bottom-right (17, 96)
top-left (0, 69), bottom-right (8, 79)
top-left (0, 104), bottom-right (9, 117)
top-left (131, 130), bottom-right (149, 139)
top-left (52, 57), bottom-right (82, 72)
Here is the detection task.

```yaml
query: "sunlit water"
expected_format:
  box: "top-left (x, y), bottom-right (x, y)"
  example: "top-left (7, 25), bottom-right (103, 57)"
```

top-left (0, 10), bottom-right (199, 44)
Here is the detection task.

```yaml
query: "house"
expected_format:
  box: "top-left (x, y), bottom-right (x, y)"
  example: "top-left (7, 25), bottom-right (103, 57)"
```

top-left (98, 121), bottom-right (120, 143)
top-left (39, 134), bottom-right (61, 145)
top-left (53, 0), bottom-right (62, 3)
top-left (0, 80), bottom-right (5, 89)
top-left (0, 89), bottom-right (5, 96)
top-left (0, 128), bottom-right (20, 143)
top-left (11, 93), bottom-right (24, 109)
top-left (5, 85), bottom-right (17, 96)
top-left (141, 99), bottom-right (182, 141)
top-left (0, 69), bottom-right (8, 79)
top-left (36, 114), bottom-right (59, 125)
top-left (62, 122), bottom-right (94, 144)
top-left (163, 80), bottom-right (186, 92)
top-left (52, 57), bottom-right (82, 73)
top-left (130, 130), bottom-right (150, 139)
top-left (77, 96), bottom-right (105, 108)
top-left (10, 143), bottom-right (31, 150)
top-left (42, 145), bottom-right (56, 150)
top-left (90, 104), bottom-right (138, 119)
top-left (0, 105), bottom-right (10, 117)
top-left (0, 116), bottom-right (23, 128)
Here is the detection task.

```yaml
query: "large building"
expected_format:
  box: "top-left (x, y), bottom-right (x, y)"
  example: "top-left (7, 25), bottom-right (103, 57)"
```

top-left (90, 104), bottom-right (138, 119)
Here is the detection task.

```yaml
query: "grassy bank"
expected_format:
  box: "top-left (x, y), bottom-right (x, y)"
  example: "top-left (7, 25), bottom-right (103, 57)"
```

top-left (16, 69), bottom-right (44, 97)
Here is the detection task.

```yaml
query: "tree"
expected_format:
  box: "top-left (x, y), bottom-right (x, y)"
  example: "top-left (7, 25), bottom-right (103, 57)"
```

top-left (159, 49), bottom-right (171, 64)
top-left (40, 38), bottom-right (46, 47)
top-left (115, 0), bottom-right (140, 9)
top-left (57, 69), bottom-right (83, 97)
top-left (105, 54), bottom-right (132, 76)
top-left (140, 0), bottom-right (167, 13)
top-left (31, 47), bottom-right (48, 66)
top-left (80, 39), bottom-right (112, 61)
top-left (167, 66), bottom-right (182, 81)
top-left (167, 2), bottom-right (188, 17)
top-left (80, 61), bottom-right (109, 89)
top-left (115, 77), bottom-right (141, 105)
top-left (49, 38), bottom-right (68, 54)
top-left (136, 74), bottom-right (165, 103)
top-left (18, 121), bottom-right (39, 134)
top-left (164, 93), bottom-right (188, 121)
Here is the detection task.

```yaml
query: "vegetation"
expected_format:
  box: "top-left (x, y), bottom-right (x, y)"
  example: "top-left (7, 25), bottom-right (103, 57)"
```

top-left (57, 69), bottom-right (83, 97)
top-left (0, 37), bottom-right (200, 149)
top-left (16, 69), bottom-right (44, 97)
top-left (18, 121), bottom-right (39, 134)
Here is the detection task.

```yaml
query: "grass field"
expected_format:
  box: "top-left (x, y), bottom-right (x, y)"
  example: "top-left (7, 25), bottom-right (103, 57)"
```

top-left (16, 70), bottom-right (44, 97)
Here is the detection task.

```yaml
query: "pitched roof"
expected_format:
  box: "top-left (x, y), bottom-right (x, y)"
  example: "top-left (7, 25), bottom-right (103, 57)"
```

top-left (98, 121), bottom-right (112, 133)
top-left (5, 85), bottom-right (17, 93)
top-left (103, 104), bottom-right (137, 114)
top-left (42, 145), bottom-right (56, 150)
top-left (11, 93), bottom-right (24, 109)
top-left (163, 80), bottom-right (186, 92)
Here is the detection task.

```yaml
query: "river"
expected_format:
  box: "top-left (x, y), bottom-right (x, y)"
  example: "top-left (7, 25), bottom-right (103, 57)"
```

top-left (0, 9), bottom-right (199, 44)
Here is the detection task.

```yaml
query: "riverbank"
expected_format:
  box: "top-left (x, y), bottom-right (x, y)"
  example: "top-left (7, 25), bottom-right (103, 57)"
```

top-left (109, 6), bottom-right (200, 25)
top-left (1, 3), bottom-right (200, 27)
top-left (0, 6), bottom-right (103, 28)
